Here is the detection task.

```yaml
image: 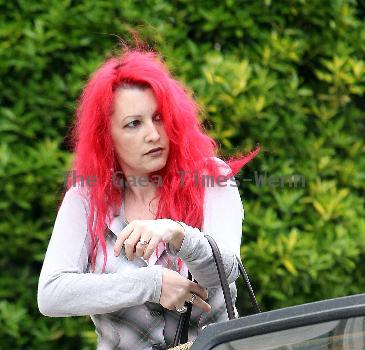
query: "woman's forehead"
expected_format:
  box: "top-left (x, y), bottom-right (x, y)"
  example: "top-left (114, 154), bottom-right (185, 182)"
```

top-left (113, 87), bottom-right (158, 118)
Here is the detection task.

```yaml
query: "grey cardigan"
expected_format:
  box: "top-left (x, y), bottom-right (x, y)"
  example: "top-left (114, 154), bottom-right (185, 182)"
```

top-left (38, 162), bottom-right (244, 349)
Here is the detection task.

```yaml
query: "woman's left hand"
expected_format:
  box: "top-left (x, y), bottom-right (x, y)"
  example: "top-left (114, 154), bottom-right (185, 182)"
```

top-left (114, 219), bottom-right (184, 261)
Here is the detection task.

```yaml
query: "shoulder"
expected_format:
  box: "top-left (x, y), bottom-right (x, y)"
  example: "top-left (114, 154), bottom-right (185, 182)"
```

top-left (61, 185), bottom-right (90, 213)
top-left (203, 159), bottom-right (242, 203)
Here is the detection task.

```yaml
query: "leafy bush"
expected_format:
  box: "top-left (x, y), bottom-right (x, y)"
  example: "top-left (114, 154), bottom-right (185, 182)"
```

top-left (1, 0), bottom-right (364, 348)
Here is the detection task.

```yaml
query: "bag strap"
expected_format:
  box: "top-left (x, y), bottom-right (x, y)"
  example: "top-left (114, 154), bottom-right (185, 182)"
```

top-left (235, 254), bottom-right (261, 314)
top-left (173, 271), bottom-right (193, 347)
top-left (205, 234), bottom-right (261, 317)
top-left (205, 234), bottom-right (235, 319)
top-left (174, 235), bottom-right (261, 346)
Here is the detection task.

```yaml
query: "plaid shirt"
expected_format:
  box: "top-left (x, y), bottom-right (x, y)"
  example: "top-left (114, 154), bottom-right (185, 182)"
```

top-left (91, 224), bottom-right (239, 350)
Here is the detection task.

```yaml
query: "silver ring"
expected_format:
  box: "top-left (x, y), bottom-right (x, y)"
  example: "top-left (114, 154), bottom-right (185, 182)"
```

top-left (138, 239), bottom-right (148, 246)
top-left (175, 305), bottom-right (187, 313)
top-left (188, 293), bottom-right (197, 304)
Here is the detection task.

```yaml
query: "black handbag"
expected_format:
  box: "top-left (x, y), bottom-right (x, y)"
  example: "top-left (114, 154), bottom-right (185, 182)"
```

top-left (170, 234), bottom-right (261, 349)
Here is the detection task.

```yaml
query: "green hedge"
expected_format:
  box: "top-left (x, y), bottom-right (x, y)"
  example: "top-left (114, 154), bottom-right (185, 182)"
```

top-left (1, 0), bottom-right (364, 348)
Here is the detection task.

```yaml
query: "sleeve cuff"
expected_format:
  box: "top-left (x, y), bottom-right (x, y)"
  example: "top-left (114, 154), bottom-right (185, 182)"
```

top-left (166, 243), bottom-right (179, 256)
top-left (175, 222), bottom-right (202, 261)
top-left (148, 265), bottom-right (163, 304)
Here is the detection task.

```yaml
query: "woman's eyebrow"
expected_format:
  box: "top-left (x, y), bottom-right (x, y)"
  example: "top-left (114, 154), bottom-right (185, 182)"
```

top-left (122, 110), bottom-right (159, 121)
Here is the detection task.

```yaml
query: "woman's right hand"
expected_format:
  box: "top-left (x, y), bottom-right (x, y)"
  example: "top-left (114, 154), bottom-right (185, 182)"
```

top-left (160, 268), bottom-right (211, 313)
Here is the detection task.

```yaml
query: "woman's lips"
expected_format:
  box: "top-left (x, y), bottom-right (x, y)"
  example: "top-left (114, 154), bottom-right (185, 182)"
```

top-left (145, 147), bottom-right (164, 157)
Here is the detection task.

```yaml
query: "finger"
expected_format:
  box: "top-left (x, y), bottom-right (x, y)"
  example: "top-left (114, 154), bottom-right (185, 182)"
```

top-left (124, 227), bottom-right (143, 260)
top-left (188, 281), bottom-right (209, 301)
top-left (186, 295), bottom-right (211, 313)
top-left (135, 236), bottom-right (150, 258)
top-left (142, 238), bottom-right (159, 260)
top-left (114, 223), bottom-right (134, 256)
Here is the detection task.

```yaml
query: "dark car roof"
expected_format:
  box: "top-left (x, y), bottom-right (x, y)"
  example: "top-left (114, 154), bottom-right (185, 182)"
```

top-left (191, 293), bottom-right (365, 350)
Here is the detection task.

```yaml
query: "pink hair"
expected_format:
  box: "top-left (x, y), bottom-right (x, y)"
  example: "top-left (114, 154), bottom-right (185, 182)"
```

top-left (65, 47), bottom-right (260, 272)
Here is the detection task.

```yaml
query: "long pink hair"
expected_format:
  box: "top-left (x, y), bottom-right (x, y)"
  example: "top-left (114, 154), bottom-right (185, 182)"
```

top-left (65, 47), bottom-right (260, 272)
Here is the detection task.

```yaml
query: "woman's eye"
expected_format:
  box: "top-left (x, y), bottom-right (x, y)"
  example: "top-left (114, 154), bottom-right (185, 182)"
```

top-left (125, 120), bottom-right (140, 128)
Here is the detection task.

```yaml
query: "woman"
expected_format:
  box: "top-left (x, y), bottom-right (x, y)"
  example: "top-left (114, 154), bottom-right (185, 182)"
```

top-left (37, 46), bottom-right (260, 350)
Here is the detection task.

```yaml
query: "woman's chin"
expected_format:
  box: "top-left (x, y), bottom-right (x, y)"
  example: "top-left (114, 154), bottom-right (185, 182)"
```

top-left (147, 159), bottom-right (167, 173)
top-left (131, 158), bottom-right (166, 176)
top-left (122, 157), bottom-right (168, 178)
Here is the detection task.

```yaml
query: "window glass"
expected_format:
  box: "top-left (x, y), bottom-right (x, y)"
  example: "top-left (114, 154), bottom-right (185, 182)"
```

top-left (213, 316), bottom-right (365, 350)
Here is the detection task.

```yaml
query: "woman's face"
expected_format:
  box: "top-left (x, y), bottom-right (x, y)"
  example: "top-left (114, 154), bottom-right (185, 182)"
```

top-left (110, 87), bottom-right (170, 178)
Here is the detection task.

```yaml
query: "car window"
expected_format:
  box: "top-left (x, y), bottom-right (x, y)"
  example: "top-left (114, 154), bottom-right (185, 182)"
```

top-left (213, 316), bottom-right (365, 350)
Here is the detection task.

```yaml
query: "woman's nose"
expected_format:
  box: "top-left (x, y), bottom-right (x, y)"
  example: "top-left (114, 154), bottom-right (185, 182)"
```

top-left (145, 121), bottom-right (160, 142)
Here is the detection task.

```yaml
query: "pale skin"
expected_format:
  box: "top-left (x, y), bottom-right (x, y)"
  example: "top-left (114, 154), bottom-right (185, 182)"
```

top-left (110, 86), bottom-right (211, 313)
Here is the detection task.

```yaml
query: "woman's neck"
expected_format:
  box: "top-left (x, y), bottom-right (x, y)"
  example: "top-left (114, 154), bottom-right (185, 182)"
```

top-left (124, 180), bottom-right (158, 204)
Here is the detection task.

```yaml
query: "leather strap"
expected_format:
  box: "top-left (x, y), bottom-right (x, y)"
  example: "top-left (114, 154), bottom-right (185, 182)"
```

top-left (205, 234), bottom-right (261, 317)
top-left (236, 254), bottom-right (261, 314)
top-left (173, 235), bottom-right (261, 345)
top-left (172, 271), bottom-right (193, 347)
top-left (205, 235), bottom-right (235, 319)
